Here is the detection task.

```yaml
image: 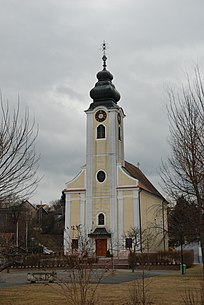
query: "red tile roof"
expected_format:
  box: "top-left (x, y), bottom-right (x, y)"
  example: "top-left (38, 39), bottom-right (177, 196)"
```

top-left (123, 161), bottom-right (164, 199)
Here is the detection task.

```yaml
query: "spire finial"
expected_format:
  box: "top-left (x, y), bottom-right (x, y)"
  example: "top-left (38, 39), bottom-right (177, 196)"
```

top-left (101, 40), bottom-right (108, 70)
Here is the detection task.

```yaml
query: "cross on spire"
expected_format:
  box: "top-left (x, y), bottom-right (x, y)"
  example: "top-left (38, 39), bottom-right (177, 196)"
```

top-left (101, 40), bottom-right (108, 70)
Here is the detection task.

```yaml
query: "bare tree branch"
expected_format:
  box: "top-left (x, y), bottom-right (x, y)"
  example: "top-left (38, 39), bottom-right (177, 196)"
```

top-left (160, 66), bottom-right (204, 271)
top-left (161, 67), bottom-right (204, 204)
top-left (0, 93), bottom-right (41, 205)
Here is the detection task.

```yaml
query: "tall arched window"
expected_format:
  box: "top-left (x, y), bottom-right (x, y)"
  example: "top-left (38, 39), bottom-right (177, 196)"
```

top-left (97, 124), bottom-right (105, 139)
top-left (98, 213), bottom-right (105, 226)
top-left (118, 127), bottom-right (121, 141)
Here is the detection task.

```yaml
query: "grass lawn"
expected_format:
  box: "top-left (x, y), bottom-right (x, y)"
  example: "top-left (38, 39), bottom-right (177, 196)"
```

top-left (0, 265), bottom-right (203, 305)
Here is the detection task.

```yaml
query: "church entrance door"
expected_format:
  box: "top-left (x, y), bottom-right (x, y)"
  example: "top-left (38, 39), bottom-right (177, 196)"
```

top-left (96, 239), bottom-right (107, 256)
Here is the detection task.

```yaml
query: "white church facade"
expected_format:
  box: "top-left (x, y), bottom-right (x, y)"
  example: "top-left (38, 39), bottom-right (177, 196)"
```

top-left (64, 49), bottom-right (168, 257)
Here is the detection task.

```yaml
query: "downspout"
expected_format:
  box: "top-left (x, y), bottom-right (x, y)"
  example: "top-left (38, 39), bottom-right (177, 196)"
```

top-left (138, 188), bottom-right (142, 253)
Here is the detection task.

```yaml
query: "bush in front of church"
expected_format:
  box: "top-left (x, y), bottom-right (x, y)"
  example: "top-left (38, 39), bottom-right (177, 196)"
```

top-left (128, 250), bottom-right (194, 271)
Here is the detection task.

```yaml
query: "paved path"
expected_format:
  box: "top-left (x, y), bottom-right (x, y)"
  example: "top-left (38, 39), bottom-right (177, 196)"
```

top-left (0, 269), bottom-right (177, 288)
top-left (0, 270), bottom-right (27, 288)
top-left (99, 269), bottom-right (176, 284)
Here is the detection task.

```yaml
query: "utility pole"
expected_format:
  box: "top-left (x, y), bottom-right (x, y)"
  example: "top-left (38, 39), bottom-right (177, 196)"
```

top-left (16, 221), bottom-right (19, 247)
top-left (25, 221), bottom-right (28, 252)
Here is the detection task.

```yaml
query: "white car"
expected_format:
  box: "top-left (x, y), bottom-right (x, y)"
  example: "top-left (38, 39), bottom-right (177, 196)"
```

top-left (43, 246), bottom-right (54, 255)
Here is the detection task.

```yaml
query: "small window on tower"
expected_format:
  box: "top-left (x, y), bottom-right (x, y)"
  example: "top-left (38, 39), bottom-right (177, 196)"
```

top-left (118, 127), bottom-right (121, 141)
top-left (98, 213), bottom-right (105, 226)
top-left (97, 124), bottom-right (105, 139)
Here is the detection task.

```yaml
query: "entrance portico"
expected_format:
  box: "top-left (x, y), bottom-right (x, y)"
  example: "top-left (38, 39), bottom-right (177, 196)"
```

top-left (88, 227), bottom-right (111, 257)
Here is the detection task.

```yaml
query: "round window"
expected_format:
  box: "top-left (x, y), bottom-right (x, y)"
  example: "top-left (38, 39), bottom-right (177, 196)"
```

top-left (97, 170), bottom-right (106, 182)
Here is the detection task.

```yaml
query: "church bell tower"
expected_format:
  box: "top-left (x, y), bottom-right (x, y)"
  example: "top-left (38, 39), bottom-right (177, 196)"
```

top-left (85, 43), bottom-right (125, 254)
top-left (64, 43), bottom-right (168, 256)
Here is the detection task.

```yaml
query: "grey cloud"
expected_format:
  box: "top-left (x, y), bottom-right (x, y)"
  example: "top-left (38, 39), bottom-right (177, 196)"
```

top-left (0, 0), bottom-right (204, 203)
top-left (55, 85), bottom-right (83, 101)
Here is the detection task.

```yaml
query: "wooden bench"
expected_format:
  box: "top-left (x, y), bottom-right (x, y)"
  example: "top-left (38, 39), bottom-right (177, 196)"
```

top-left (27, 271), bottom-right (57, 283)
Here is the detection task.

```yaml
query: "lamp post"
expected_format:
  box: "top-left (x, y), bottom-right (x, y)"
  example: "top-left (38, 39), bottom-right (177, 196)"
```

top-left (31, 237), bottom-right (35, 254)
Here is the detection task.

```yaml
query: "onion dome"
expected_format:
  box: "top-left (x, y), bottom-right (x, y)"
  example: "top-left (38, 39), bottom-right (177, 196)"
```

top-left (89, 53), bottom-right (120, 108)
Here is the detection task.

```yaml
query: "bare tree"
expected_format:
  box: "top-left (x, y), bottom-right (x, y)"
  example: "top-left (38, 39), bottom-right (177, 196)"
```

top-left (55, 256), bottom-right (106, 305)
top-left (126, 226), bottom-right (157, 273)
top-left (126, 278), bottom-right (153, 305)
top-left (0, 94), bottom-right (40, 205)
top-left (161, 66), bottom-right (204, 268)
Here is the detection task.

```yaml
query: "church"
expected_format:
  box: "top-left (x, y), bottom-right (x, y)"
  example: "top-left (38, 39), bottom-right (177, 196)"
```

top-left (64, 47), bottom-right (168, 257)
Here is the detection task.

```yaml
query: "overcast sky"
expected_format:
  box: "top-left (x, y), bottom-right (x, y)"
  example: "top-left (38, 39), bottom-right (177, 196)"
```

top-left (0, 0), bottom-right (204, 204)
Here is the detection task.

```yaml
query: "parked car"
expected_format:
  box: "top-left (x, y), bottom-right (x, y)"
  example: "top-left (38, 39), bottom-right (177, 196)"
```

top-left (43, 246), bottom-right (54, 255)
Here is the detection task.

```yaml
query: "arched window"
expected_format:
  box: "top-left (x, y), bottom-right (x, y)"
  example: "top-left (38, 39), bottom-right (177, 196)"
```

top-left (97, 124), bottom-right (105, 139)
top-left (98, 213), bottom-right (105, 226)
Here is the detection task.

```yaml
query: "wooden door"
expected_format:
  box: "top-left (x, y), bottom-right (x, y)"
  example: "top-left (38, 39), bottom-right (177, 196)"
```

top-left (96, 239), bottom-right (107, 256)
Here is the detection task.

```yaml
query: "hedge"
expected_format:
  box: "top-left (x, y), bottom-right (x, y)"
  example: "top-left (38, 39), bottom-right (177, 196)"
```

top-left (128, 250), bottom-right (194, 269)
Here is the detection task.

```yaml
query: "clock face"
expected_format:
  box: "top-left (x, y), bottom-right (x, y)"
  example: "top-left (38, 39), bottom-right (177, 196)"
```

top-left (95, 110), bottom-right (107, 122)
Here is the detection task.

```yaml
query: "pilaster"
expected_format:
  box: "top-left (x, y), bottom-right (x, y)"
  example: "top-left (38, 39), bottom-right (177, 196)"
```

top-left (64, 193), bottom-right (71, 253)
top-left (85, 111), bottom-right (94, 233)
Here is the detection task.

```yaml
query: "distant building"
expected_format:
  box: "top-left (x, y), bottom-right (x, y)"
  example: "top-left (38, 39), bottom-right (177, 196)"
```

top-left (180, 242), bottom-right (202, 264)
top-left (36, 204), bottom-right (49, 230)
top-left (0, 200), bottom-right (37, 248)
top-left (64, 50), bottom-right (168, 256)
